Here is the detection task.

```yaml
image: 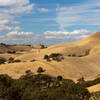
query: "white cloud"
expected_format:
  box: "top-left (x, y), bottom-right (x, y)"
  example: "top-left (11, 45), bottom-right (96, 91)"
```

top-left (56, 4), bottom-right (72, 12)
top-left (70, 30), bottom-right (90, 35)
top-left (44, 31), bottom-right (69, 35)
top-left (0, 0), bottom-right (30, 6)
top-left (0, 0), bottom-right (35, 33)
top-left (0, 0), bottom-right (35, 14)
top-left (0, 26), bottom-right (12, 32)
top-left (0, 31), bottom-right (39, 44)
top-left (38, 8), bottom-right (49, 12)
top-left (56, 1), bottom-right (100, 30)
top-left (0, 29), bottom-right (91, 45)
top-left (7, 31), bottom-right (33, 36)
top-left (44, 29), bottom-right (90, 39)
top-left (43, 29), bottom-right (91, 45)
top-left (9, 4), bottom-right (34, 14)
top-left (0, 0), bottom-right (16, 6)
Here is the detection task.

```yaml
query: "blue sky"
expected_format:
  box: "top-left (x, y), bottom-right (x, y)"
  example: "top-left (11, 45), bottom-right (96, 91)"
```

top-left (0, 0), bottom-right (100, 45)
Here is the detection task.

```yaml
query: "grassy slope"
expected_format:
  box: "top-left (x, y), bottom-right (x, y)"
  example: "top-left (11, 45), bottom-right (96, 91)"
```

top-left (0, 31), bottom-right (100, 83)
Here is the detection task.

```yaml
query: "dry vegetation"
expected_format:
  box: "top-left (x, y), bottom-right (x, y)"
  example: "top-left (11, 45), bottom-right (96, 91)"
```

top-left (0, 31), bottom-right (100, 94)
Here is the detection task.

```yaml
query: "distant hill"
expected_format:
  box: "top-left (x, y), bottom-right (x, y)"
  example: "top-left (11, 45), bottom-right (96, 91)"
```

top-left (0, 43), bottom-right (32, 53)
top-left (0, 31), bottom-right (100, 82)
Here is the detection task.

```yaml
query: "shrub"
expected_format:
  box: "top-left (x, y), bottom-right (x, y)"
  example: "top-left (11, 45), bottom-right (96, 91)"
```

top-left (44, 55), bottom-right (49, 60)
top-left (44, 53), bottom-right (64, 62)
top-left (0, 74), bottom-right (12, 88)
top-left (0, 74), bottom-right (13, 99)
top-left (0, 57), bottom-right (6, 64)
top-left (30, 59), bottom-right (36, 62)
top-left (7, 51), bottom-right (16, 54)
top-left (8, 57), bottom-right (21, 63)
top-left (40, 44), bottom-right (47, 49)
top-left (57, 76), bottom-right (63, 81)
top-left (49, 53), bottom-right (62, 58)
top-left (0, 73), bottom-right (91, 100)
top-left (80, 77), bottom-right (100, 88)
top-left (25, 70), bottom-right (33, 75)
top-left (77, 77), bottom-right (85, 84)
top-left (90, 91), bottom-right (100, 100)
top-left (9, 57), bottom-right (14, 61)
top-left (13, 59), bottom-right (21, 63)
top-left (8, 57), bottom-right (14, 63)
top-left (37, 67), bottom-right (45, 74)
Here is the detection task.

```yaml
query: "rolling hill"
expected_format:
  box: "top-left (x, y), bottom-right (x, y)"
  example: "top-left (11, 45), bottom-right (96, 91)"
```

top-left (0, 31), bottom-right (100, 82)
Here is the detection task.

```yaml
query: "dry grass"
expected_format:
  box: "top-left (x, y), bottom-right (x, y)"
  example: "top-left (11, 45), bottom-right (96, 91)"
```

top-left (88, 84), bottom-right (100, 93)
top-left (0, 31), bottom-right (100, 83)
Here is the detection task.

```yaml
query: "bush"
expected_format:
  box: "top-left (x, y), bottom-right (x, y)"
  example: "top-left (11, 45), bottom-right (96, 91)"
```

top-left (0, 57), bottom-right (6, 64)
top-left (0, 74), bottom-right (13, 99)
top-left (37, 67), bottom-right (45, 74)
top-left (8, 58), bottom-right (21, 63)
top-left (44, 55), bottom-right (49, 60)
top-left (25, 70), bottom-right (33, 75)
top-left (77, 77), bottom-right (85, 84)
top-left (49, 53), bottom-right (62, 58)
top-left (40, 44), bottom-right (47, 49)
top-left (8, 57), bottom-right (14, 63)
top-left (90, 91), bottom-right (100, 100)
top-left (57, 76), bottom-right (63, 81)
top-left (80, 77), bottom-right (100, 88)
top-left (7, 51), bottom-right (16, 54)
top-left (9, 57), bottom-right (14, 61)
top-left (30, 59), bottom-right (36, 62)
top-left (44, 53), bottom-right (64, 62)
top-left (14, 59), bottom-right (21, 62)
top-left (0, 73), bottom-right (91, 100)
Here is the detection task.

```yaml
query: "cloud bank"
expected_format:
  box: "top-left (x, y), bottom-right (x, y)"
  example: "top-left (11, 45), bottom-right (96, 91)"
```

top-left (0, 29), bottom-right (91, 45)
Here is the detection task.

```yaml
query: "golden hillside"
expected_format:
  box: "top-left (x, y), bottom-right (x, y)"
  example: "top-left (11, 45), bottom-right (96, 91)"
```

top-left (0, 31), bottom-right (100, 82)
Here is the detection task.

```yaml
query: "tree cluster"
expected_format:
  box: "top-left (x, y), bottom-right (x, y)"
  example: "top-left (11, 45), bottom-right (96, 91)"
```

top-left (0, 67), bottom-right (91, 100)
top-left (44, 53), bottom-right (64, 62)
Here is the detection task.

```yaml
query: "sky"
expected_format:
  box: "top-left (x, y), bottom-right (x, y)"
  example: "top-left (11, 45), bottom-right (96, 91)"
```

top-left (0, 0), bottom-right (100, 45)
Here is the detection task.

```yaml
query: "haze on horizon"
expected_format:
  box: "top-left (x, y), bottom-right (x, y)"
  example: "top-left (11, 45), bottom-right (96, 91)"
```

top-left (0, 0), bottom-right (100, 45)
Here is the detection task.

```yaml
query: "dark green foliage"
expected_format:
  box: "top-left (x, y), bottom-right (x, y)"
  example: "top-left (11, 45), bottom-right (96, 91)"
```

top-left (7, 51), bottom-right (16, 54)
top-left (37, 67), bottom-right (45, 74)
top-left (44, 55), bottom-right (49, 59)
top-left (0, 72), bottom-right (91, 100)
top-left (8, 57), bottom-right (14, 63)
top-left (0, 74), bottom-right (13, 99)
top-left (57, 76), bottom-right (63, 81)
top-left (77, 77), bottom-right (85, 84)
top-left (44, 53), bottom-right (64, 62)
top-left (13, 59), bottom-right (21, 63)
top-left (40, 44), bottom-right (47, 49)
top-left (49, 53), bottom-right (62, 58)
top-left (90, 91), bottom-right (100, 100)
top-left (0, 57), bottom-right (6, 64)
top-left (9, 57), bottom-right (14, 61)
top-left (25, 70), bottom-right (33, 75)
top-left (79, 77), bottom-right (100, 88)
top-left (8, 57), bottom-right (21, 63)
top-left (0, 74), bottom-right (13, 88)
top-left (8, 58), bottom-right (21, 63)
